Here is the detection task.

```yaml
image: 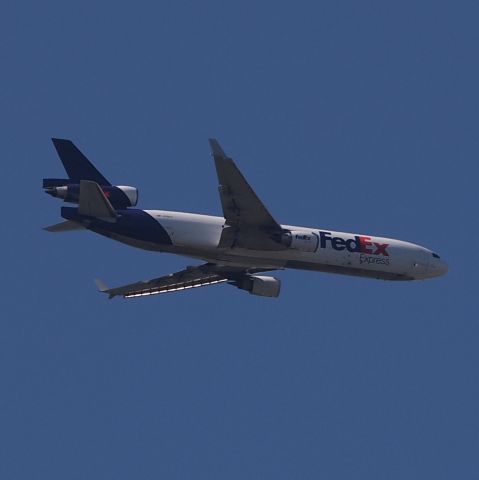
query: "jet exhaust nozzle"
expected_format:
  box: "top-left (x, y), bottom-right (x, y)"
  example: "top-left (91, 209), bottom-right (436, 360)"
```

top-left (44, 185), bottom-right (68, 199)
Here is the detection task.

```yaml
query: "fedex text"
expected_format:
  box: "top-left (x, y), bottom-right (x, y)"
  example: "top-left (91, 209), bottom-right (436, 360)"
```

top-left (319, 231), bottom-right (389, 256)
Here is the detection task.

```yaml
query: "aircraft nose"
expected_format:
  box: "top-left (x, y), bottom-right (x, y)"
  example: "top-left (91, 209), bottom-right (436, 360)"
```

top-left (438, 259), bottom-right (449, 276)
top-left (429, 257), bottom-right (448, 277)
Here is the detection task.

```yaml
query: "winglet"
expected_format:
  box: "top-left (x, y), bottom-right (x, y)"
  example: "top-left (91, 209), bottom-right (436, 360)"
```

top-left (95, 278), bottom-right (109, 292)
top-left (95, 279), bottom-right (116, 299)
top-left (208, 138), bottom-right (228, 158)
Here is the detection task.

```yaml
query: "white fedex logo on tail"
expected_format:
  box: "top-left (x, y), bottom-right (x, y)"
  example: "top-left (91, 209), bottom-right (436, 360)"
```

top-left (43, 138), bottom-right (448, 299)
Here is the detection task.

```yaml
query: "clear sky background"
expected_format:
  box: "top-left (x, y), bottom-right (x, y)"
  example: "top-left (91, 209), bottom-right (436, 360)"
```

top-left (1, 1), bottom-right (478, 479)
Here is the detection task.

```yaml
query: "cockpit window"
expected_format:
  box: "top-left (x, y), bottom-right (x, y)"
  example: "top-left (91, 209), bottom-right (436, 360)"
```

top-left (432, 253), bottom-right (440, 259)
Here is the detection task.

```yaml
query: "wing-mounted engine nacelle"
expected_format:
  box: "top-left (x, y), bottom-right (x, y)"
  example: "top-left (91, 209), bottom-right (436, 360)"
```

top-left (280, 230), bottom-right (319, 252)
top-left (43, 179), bottom-right (139, 208)
top-left (234, 275), bottom-right (281, 298)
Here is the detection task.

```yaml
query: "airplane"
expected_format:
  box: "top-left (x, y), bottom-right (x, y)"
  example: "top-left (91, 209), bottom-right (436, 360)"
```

top-left (43, 138), bottom-right (448, 299)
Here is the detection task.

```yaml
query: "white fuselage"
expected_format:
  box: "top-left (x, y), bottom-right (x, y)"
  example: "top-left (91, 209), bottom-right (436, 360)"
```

top-left (124, 210), bottom-right (447, 281)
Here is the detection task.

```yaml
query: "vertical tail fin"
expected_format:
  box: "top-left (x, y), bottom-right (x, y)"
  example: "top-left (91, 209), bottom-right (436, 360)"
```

top-left (51, 138), bottom-right (111, 185)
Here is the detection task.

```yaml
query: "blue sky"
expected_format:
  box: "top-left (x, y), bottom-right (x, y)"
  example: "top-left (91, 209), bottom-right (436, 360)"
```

top-left (1, 1), bottom-right (478, 478)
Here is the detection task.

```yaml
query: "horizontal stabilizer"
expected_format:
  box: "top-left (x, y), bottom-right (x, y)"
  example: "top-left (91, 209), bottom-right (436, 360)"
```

top-left (78, 180), bottom-right (117, 220)
top-left (43, 220), bottom-right (85, 232)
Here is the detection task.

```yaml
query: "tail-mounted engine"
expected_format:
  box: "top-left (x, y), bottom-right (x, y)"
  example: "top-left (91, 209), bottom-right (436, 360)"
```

top-left (279, 230), bottom-right (319, 252)
top-left (43, 179), bottom-right (138, 209)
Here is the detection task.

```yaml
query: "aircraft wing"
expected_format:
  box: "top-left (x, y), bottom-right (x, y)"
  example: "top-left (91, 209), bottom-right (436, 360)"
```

top-left (209, 139), bottom-right (281, 229)
top-left (96, 264), bottom-right (231, 299)
top-left (96, 263), bottom-right (278, 299)
top-left (209, 139), bottom-right (284, 250)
